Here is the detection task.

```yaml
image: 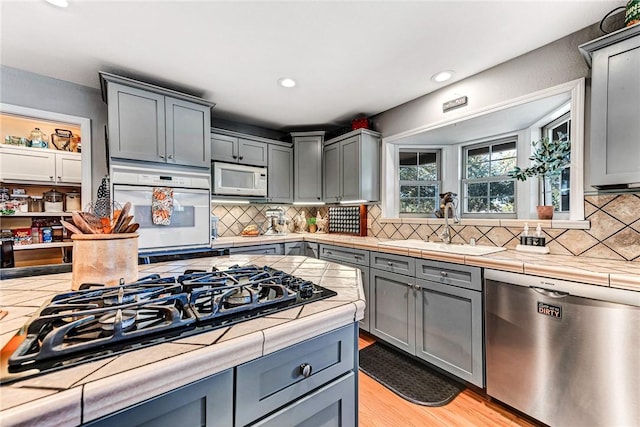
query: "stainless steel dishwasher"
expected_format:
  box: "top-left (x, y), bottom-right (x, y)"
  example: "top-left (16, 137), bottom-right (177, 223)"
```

top-left (485, 269), bottom-right (640, 427)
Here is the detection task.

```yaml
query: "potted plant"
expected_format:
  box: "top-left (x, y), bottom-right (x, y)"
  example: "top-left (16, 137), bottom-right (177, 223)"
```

top-left (509, 133), bottom-right (570, 219)
top-left (306, 216), bottom-right (317, 233)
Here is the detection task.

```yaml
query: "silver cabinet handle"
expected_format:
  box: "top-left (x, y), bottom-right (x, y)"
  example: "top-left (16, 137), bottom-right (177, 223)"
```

top-left (299, 363), bottom-right (313, 378)
top-left (414, 283), bottom-right (421, 291)
top-left (159, 154), bottom-right (165, 159)
top-left (440, 271), bottom-right (448, 277)
top-left (168, 154), bottom-right (174, 159)
top-left (407, 282), bottom-right (413, 288)
top-left (326, 251), bottom-right (332, 255)
top-left (387, 261), bottom-right (393, 266)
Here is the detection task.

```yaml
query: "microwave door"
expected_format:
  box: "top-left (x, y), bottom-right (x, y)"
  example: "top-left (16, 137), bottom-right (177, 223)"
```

top-left (113, 185), bottom-right (211, 251)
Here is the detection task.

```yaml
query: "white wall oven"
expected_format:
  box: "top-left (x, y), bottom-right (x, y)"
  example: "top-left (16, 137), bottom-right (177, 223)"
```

top-left (112, 165), bottom-right (211, 252)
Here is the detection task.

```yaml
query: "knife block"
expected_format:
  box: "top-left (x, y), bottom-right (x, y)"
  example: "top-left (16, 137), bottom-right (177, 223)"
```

top-left (71, 233), bottom-right (139, 290)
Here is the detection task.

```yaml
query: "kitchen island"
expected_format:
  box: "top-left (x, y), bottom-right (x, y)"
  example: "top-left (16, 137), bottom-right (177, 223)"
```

top-left (0, 254), bottom-right (365, 426)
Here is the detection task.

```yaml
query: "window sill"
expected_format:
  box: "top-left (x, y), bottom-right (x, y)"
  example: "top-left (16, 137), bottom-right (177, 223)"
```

top-left (379, 217), bottom-right (590, 230)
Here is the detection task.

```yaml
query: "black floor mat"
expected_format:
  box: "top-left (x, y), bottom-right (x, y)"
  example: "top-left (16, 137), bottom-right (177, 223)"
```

top-left (359, 342), bottom-right (464, 406)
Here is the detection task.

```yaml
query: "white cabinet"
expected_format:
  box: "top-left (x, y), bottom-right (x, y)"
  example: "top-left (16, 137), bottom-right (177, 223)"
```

top-left (0, 145), bottom-right (81, 185)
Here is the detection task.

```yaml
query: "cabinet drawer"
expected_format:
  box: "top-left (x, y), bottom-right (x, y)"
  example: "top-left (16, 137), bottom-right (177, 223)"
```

top-left (370, 252), bottom-right (415, 276)
top-left (235, 324), bottom-right (355, 426)
top-left (416, 260), bottom-right (481, 291)
top-left (251, 371), bottom-right (356, 427)
top-left (229, 244), bottom-right (283, 255)
top-left (319, 244), bottom-right (369, 266)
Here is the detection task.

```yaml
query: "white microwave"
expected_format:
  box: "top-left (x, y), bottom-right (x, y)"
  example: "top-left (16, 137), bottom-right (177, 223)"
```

top-left (212, 162), bottom-right (267, 197)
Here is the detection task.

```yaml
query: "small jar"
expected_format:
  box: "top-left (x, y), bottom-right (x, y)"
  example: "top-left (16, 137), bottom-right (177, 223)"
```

top-left (43, 189), bottom-right (64, 212)
top-left (9, 195), bottom-right (28, 213)
top-left (28, 196), bottom-right (44, 212)
top-left (65, 192), bottom-right (81, 212)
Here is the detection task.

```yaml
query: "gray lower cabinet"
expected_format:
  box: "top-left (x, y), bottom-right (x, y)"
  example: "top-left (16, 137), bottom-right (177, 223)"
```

top-left (579, 25), bottom-right (640, 188)
top-left (415, 278), bottom-right (483, 387)
top-left (370, 269), bottom-right (416, 354)
top-left (292, 132), bottom-right (324, 203)
top-left (318, 244), bottom-right (369, 266)
top-left (372, 258), bottom-right (484, 387)
top-left (267, 144), bottom-right (293, 203)
top-left (84, 369), bottom-right (233, 427)
top-left (101, 73), bottom-right (212, 168)
top-left (236, 324), bottom-right (357, 426)
top-left (229, 244), bottom-right (284, 255)
top-left (285, 241), bottom-right (319, 258)
top-left (251, 372), bottom-right (356, 427)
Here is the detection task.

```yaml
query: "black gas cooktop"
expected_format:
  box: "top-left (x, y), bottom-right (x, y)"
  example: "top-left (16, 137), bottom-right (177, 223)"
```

top-left (0, 265), bottom-right (336, 385)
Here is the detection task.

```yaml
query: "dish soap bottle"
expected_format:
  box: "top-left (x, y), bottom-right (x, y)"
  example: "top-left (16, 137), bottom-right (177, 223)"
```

top-left (520, 223), bottom-right (529, 245)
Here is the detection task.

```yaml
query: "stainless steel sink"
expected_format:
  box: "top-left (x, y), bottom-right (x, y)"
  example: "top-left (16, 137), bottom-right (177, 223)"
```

top-left (379, 239), bottom-right (507, 256)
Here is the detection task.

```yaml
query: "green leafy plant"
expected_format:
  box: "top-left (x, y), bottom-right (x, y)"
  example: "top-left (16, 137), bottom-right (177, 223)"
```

top-left (306, 217), bottom-right (316, 226)
top-left (509, 133), bottom-right (570, 205)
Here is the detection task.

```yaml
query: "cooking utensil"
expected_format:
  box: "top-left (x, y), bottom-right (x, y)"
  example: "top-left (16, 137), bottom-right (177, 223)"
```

top-left (60, 220), bottom-right (83, 235)
top-left (123, 223), bottom-right (139, 233)
top-left (50, 129), bottom-right (73, 151)
top-left (72, 211), bottom-right (103, 234)
top-left (94, 176), bottom-right (111, 218)
top-left (114, 215), bottom-right (133, 234)
top-left (112, 202), bottom-right (131, 234)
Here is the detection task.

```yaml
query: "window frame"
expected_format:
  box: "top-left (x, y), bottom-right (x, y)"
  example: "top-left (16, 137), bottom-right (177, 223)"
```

top-left (398, 148), bottom-right (442, 217)
top-left (461, 136), bottom-right (518, 219)
top-left (541, 112), bottom-right (571, 217)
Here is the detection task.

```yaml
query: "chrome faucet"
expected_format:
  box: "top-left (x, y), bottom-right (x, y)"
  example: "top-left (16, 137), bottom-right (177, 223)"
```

top-left (439, 200), bottom-right (459, 244)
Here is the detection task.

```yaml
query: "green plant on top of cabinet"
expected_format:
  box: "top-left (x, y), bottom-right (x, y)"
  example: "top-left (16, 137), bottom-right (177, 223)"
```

top-left (579, 24), bottom-right (640, 188)
top-left (100, 72), bottom-right (213, 168)
top-left (211, 132), bottom-right (268, 167)
top-left (323, 129), bottom-right (380, 203)
top-left (0, 145), bottom-right (81, 185)
top-left (267, 144), bottom-right (293, 203)
top-left (292, 131), bottom-right (324, 203)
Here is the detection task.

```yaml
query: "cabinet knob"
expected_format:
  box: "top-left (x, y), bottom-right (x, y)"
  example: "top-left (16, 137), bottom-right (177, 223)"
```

top-left (57, 176), bottom-right (61, 180)
top-left (49, 176), bottom-right (54, 180)
top-left (239, 156), bottom-right (244, 161)
top-left (299, 363), bottom-right (313, 378)
top-left (317, 197), bottom-right (321, 200)
top-left (159, 154), bottom-right (165, 159)
top-left (326, 251), bottom-right (332, 255)
top-left (406, 282), bottom-right (413, 288)
top-left (168, 154), bottom-right (174, 160)
top-left (440, 271), bottom-right (448, 277)
top-left (232, 155), bottom-right (237, 159)
top-left (387, 261), bottom-right (393, 266)
top-left (414, 284), bottom-right (421, 291)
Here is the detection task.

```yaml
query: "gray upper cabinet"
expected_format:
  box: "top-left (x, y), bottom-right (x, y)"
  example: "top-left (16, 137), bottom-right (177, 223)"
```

top-left (292, 131), bottom-right (324, 203)
top-left (267, 144), bottom-right (293, 203)
top-left (100, 72), bottom-right (213, 168)
top-left (323, 129), bottom-right (381, 203)
top-left (580, 25), bottom-right (640, 189)
top-left (211, 132), bottom-right (268, 167)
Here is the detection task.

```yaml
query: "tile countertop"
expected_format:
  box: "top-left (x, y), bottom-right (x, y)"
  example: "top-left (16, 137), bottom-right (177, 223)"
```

top-left (0, 255), bottom-right (365, 426)
top-left (213, 233), bottom-right (640, 291)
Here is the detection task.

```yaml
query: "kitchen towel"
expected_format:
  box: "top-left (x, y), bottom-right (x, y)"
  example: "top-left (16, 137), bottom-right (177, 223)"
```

top-left (152, 187), bottom-right (174, 225)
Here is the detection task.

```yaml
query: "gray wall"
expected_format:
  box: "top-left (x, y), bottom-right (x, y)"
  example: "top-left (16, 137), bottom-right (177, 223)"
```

top-left (0, 65), bottom-right (108, 197)
top-left (370, 22), bottom-right (606, 192)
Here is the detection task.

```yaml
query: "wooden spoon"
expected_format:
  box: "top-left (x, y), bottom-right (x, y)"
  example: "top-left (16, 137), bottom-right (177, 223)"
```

top-left (112, 202), bottom-right (131, 234)
top-left (77, 212), bottom-right (104, 234)
top-left (61, 220), bottom-right (83, 235)
top-left (123, 223), bottom-right (139, 233)
top-left (72, 212), bottom-right (95, 234)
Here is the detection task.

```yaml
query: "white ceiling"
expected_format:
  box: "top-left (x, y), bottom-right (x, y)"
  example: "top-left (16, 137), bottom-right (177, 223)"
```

top-left (0, 1), bottom-right (623, 131)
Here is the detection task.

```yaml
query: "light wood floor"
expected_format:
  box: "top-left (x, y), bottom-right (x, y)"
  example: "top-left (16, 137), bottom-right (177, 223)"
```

top-left (358, 333), bottom-right (541, 427)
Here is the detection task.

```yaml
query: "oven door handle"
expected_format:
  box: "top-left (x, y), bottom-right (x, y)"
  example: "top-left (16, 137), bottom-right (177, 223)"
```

top-left (113, 184), bottom-right (210, 194)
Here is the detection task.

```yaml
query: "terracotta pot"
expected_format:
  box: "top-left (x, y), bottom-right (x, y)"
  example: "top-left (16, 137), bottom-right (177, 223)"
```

top-left (71, 233), bottom-right (139, 290)
top-left (536, 205), bottom-right (554, 220)
top-left (308, 224), bottom-right (317, 233)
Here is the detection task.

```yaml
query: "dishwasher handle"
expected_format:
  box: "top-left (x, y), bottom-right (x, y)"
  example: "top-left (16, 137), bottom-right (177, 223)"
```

top-left (530, 286), bottom-right (570, 298)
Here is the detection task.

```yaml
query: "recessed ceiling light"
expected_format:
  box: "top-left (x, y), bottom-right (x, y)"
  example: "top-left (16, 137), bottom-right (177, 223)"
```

top-left (45, 0), bottom-right (69, 7)
top-left (431, 71), bottom-right (454, 83)
top-left (278, 77), bottom-right (297, 88)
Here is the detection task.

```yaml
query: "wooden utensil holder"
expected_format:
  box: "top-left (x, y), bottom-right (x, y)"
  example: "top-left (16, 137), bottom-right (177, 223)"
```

top-left (71, 233), bottom-right (139, 290)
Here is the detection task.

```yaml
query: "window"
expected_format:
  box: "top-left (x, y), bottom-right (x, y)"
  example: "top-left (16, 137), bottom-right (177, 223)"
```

top-left (462, 138), bottom-right (517, 216)
top-left (399, 150), bottom-right (440, 215)
top-left (543, 113), bottom-right (571, 213)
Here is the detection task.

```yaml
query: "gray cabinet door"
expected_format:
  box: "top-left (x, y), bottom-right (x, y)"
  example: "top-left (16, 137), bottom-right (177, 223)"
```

top-left (165, 97), bottom-right (211, 167)
top-left (370, 269), bottom-right (416, 354)
top-left (323, 143), bottom-right (340, 203)
top-left (590, 33), bottom-right (640, 187)
top-left (294, 135), bottom-right (323, 202)
top-left (107, 82), bottom-right (165, 163)
top-left (340, 136), bottom-right (360, 201)
top-left (84, 369), bottom-right (233, 427)
top-left (415, 279), bottom-right (484, 387)
top-left (211, 133), bottom-right (238, 163)
top-left (268, 144), bottom-right (293, 203)
top-left (251, 372), bottom-right (356, 427)
top-left (238, 138), bottom-right (268, 166)
top-left (284, 241), bottom-right (319, 258)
